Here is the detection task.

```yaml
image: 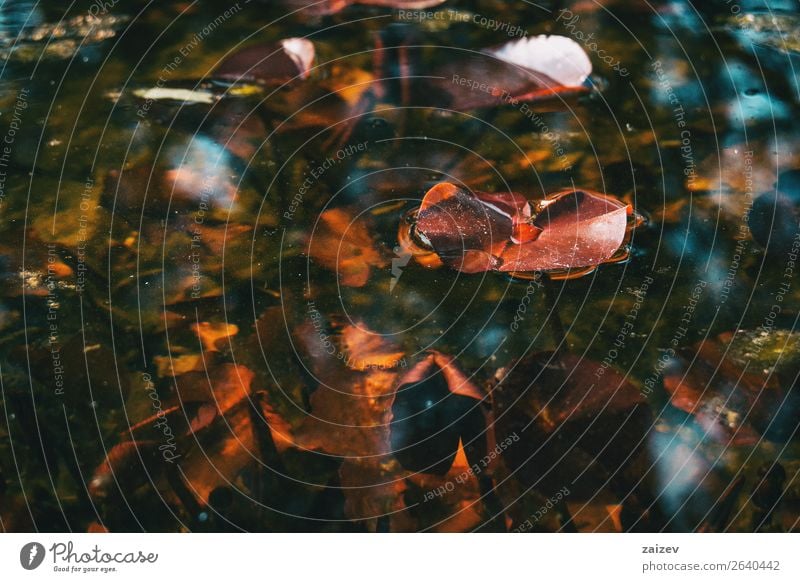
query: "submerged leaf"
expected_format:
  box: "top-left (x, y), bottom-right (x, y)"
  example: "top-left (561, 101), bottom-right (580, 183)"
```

top-left (664, 333), bottom-right (799, 445)
top-left (492, 351), bottom-right (655, 526)
top-left (390, 352), bottom-right (486, 475)
top-left (339, 324), bottom-right (405, 371)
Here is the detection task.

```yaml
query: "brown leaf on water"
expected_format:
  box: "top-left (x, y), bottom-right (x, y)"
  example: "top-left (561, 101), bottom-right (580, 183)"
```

top-left (307, 207), bottom-right (387, 287)
top-left (663, 337), bottom-right (789, 446)
top-left (414, 183), bottom-right (524, 273)
top-left (492, 351), bottom-right (655, 527)
top-left (191, 321), bottom-right (239, 353)
top-left (499, 189), bottom-right (630, 272)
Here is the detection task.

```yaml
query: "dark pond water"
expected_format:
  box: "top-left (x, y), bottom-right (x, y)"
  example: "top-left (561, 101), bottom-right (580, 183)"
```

top-left (0, 0), bottom-right (799, 532)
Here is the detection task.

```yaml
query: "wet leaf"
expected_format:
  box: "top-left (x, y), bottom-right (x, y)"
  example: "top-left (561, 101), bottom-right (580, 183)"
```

top-left (429, 35), bottom-right (592, 110)
top-left (390, 351), bottom-right (486, 475)
top-left (749, 169), bottom-right (800, 254)
top-left (498, 189), bottom-right (630, 272)
top-left (414, 183), bottom-right (630, 275)
top-left (664, 334), bottom-right (798, 445)
top-left (153, 354), bottom-right (203, 378)
top-left (339, 322), bottom-right (406, 371)
top-left (299, 367), bottom-right (398, 457)
top-left (115, 362), bottom-right (293, 502)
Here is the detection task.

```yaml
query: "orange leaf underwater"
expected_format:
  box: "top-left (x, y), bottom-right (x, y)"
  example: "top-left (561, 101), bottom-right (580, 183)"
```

top-left (413, 183), bottom-right (630, 275)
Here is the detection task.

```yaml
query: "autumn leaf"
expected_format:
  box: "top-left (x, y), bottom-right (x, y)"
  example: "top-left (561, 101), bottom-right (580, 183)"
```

top-left (390, 351), bottom-right (487, 475)
top-left (191, 321), bottom-right (239, 353)
top-left (307, 207), bottom-right (387, 287)
top-left (339, 323), bottom-right (405, 371)
top-left (154, 354), bottom-right (205, 378)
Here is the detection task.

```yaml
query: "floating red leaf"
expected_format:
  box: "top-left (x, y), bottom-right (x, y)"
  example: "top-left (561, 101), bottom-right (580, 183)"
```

top-left (413, 183), bottom-right (629, 275)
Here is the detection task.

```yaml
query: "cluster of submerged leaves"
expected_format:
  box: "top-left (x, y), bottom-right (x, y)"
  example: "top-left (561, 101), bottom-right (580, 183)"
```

top-left (1, 0), bottom-right (800, 533)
